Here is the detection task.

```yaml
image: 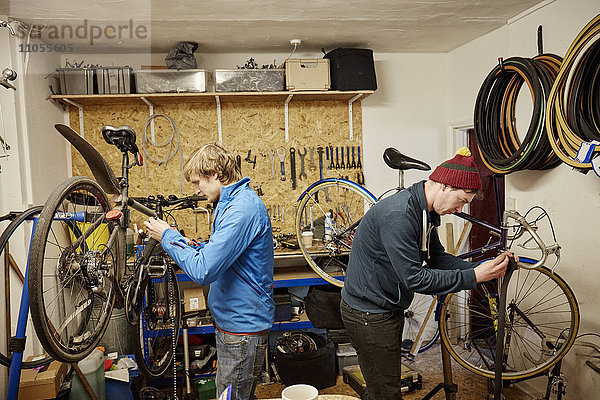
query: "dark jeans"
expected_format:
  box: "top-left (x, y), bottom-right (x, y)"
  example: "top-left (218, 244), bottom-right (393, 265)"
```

top-left (340, 299), bottom-right (405, 400)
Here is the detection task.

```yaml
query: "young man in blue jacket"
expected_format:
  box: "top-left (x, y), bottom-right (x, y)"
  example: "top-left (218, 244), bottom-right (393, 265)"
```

top-left (145, 142), bottom-right (274, 400)
top-left (341, 148), bottom-right (513, 400)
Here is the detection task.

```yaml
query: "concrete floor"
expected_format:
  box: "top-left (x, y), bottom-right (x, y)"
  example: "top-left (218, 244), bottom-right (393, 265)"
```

top-left (255, 341), bottom-right (543, 399)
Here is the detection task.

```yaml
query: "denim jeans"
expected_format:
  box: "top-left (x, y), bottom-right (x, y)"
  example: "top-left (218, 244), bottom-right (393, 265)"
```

top-left (215, 329), bottom-right (268, 400)
top-left (340, 299), bottom-right (405, 400)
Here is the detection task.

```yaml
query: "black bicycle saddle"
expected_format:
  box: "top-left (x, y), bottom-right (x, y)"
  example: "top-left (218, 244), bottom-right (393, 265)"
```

top-left (383, 148), bottom-right (431, 171)
top-left (102, 125), bottom-right (139, 155)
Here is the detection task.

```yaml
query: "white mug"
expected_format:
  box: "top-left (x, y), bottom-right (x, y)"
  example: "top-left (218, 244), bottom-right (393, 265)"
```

top-left (301, 230), bottom-right (314, 247)
top-left (281, 384), bottom-right (318, 400)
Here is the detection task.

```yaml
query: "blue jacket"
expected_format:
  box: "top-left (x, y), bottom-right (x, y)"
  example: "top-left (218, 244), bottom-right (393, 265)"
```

top-left (161, 177), bottom-right (275, 333)
top-left (342, 180), bottom-right (477, 313)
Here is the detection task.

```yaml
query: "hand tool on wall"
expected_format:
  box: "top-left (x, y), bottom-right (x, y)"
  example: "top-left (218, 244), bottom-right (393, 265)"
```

top-left (329, 145), bottom-right (335, 169)
top-left (290, 147), bottom-right (297, 190)
top-left (357, 146), bottom-right (362, 169)
top-left (357, 171), bottom-right (365, 185)
top-left (335, 147), bottom-right (340, 169)
top-left (309, 147), bottom-right (317, 171)
top-left (340, 146), bottom-right (345, 169)
top-left (298, 147), bottom-right (307, 180)
top-left (346, 146), bottom-right (350, 169)
top-left (254, 185), bottom-right (263, 196)
top-left (268, 148), bottom-right (277, 179)
top-left (236, 155), bottom-right (242, 172)
top-left (310, 205), bottom-right (314, 230)
top-left (317, 146), bottom-right (331, 202)
top-left (277, 146), bottom-right (286, 181)
top-left (245, 150), bottom-right (257, 169)
top-left (281, 206), bottom-right (285, 223)
top-left (351, 146), bottom-right (356, 169)
top-left (326, 146), bottom-right (330, 170)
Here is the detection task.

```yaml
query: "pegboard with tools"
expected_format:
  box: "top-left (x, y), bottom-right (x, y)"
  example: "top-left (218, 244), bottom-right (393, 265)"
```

top-left (66, 95), bottom-right (366, 242)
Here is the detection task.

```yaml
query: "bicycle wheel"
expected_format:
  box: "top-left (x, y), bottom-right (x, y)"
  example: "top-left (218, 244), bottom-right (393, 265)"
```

top-left (402, 294), bottom-right (440, 355)
top-left (29, 177), bottom-right (121, 362)
top-left (0, 206), bottom-right (54, 368)
top-left (439, 266), bottom-right (579, 380)
top-left (296, 179), bottom-right (376, 287)
top-left (132, 264), bottom-right (181, 378)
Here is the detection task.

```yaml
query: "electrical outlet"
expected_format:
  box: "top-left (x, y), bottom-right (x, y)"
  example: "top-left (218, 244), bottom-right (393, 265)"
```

top-left (506, 197), bottom-right (516, 211)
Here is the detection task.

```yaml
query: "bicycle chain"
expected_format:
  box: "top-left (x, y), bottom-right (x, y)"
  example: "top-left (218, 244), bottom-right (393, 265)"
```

top-left (170, 267), bottom-right (178, 400)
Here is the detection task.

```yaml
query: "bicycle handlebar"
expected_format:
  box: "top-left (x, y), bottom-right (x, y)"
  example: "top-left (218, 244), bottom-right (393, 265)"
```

top-left (503, 210), bottom-right (561, 270)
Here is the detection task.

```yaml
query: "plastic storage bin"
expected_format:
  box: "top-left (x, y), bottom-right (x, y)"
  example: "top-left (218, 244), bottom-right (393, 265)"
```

top-left (195, 378), bottom-right (216, 400)
top-left (135, 69), bottom-right (212, 93)
top-left (336, 343), bottom-right (358, 375)
top-left (70, 348), bottom-right (106, 400)
top-left (57, 68), bottom-right (95, 94)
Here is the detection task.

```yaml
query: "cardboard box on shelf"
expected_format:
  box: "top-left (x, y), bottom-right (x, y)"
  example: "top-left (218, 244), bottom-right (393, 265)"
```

top-left (184, 286), bottom-right (207, 312)
top-left (19, 357), bottom-right (68, 400)
top-left (285, 59), bottom-right (330, 91)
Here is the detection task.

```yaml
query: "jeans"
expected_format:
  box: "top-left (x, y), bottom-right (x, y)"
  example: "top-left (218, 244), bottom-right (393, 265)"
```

top-left (215, 330), bottom-right (268, 400)
top-left (340, 299), bottom-right (405, 400)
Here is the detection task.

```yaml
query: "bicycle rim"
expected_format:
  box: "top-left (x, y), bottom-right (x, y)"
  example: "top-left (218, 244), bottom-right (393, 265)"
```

top-left (296, 179), bottom-right (376, 287)
top-left (29, 177), bottom-right (117, 362)
top-left (402, 294), bottom-right (440, 355)
top-left (0, 206), bottom-right (54, 368)
top-left (133, 265), bottom-right (181, 378)
top-left (439, 266), bottom-right (579, 380)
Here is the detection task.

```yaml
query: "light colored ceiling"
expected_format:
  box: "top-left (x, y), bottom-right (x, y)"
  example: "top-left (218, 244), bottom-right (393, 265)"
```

top-left (3, 0), bottom-right (548, 53)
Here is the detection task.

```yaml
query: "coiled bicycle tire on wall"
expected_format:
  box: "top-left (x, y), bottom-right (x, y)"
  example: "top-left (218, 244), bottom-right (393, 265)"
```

top-left (546, 14), bottom-right (600, 170)
top-left (474, 54), bottom-right (563, 174)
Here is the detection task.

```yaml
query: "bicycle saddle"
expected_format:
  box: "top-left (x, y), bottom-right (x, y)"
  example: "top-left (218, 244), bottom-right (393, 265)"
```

top-left (102, 125), bottom-right (140, 155)
top-left (383, 148), bottom-right (431, 171)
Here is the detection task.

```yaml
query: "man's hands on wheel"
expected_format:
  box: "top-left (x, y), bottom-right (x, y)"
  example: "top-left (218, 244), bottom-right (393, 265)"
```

top-left (474, 252), bottom-right (519, 283)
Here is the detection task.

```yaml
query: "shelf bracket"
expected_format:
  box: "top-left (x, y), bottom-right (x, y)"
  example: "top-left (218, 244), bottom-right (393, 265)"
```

top-left (348, 94), bottom-right (363, 140)
top-left (140, 97), bottom-right (156, 142)
top-left (284, 94), bottom-right (293, 142)
top-left (62, 99), bottom-right (85, 139)
top-left (215, 95), bottom-right (222, 143)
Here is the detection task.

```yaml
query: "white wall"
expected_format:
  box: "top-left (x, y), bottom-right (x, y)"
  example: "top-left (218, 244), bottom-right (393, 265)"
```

top-left (447, 0), bottom-right (600, 397)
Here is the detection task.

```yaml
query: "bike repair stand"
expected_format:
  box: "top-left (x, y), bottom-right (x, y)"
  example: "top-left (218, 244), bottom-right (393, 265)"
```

top-left (6, 216), bottom-right (99, 400)
top-left (420, 341), bottom-right (458, 400)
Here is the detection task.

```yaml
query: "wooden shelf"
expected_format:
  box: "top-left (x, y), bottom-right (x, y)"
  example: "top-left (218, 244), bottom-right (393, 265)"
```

top-left (50, 90), bottom-right (373, 107)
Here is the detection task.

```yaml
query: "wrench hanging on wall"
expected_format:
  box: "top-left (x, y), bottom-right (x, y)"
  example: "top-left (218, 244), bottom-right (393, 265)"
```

top-left (277, 146), bottom-right (286, 181)
top-left (290, 147), bottom-right (297, 189)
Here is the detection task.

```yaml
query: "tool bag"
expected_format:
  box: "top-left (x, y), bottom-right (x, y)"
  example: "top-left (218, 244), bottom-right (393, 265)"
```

top-left (275, 331), bottom-right (337, 389)
top-left (305, 285), bottom-right (345, 329)
top-left (323, 48), bottom-right (377, 91)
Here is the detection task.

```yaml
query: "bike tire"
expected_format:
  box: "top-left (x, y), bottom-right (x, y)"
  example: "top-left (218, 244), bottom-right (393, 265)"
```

top-left (132, 265), bottom-right (181, 378)
top-left (402, 294), bottom-right (440, 355)
top-left (439, 265), bottom-right (579, 380)
top-left (29, 176), bottom-right (119, 362)
top-left (0, 206), bottom-right (54, 368)
top-left (296, 179), bottom-right (376, 287)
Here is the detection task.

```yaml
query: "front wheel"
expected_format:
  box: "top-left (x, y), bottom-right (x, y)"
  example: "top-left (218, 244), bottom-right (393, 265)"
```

top-left (439, 266), bottom-right (579, 380)
top-left (296, 179), bottom-right (376, 287)
top-left (132, 264), bottom-right (181, 378)
top-left (28, 177), bottom-right (120, 362)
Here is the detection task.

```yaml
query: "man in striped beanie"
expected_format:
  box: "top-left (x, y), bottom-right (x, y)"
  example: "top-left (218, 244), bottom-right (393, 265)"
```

top-left (341, 147), bottom-right (513, 400)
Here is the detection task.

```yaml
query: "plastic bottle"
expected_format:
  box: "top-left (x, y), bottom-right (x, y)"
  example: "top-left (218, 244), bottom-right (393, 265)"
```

top-left (324, 211), bottom-right (333, 242)
top-left (126, 227), bottom-right (134, 256)
top-left (70, 347), bottom-right (106, 400)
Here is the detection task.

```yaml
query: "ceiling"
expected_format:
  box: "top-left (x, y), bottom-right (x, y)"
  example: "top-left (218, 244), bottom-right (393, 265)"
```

top-left (2, 0), bottom-right (549, 53)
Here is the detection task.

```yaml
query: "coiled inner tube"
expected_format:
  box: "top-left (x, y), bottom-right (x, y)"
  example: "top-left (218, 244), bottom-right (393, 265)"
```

top-left (474, 54), bottom-right (562, 174)
top-left (546, 14), bottom-right (600, 170)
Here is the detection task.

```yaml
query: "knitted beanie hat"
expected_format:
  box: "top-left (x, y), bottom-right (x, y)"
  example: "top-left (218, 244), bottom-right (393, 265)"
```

top-left (429, 147), bottom-right (482, 190)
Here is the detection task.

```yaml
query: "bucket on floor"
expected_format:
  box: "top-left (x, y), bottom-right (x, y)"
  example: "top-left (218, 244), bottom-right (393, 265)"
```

top-left (100, 308), bottom-right (134, 355)
top-left (281, 384), bottom-right (318, 400)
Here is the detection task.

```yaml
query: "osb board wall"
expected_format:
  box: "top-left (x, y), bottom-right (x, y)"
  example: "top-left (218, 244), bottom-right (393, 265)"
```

top-left (68, 99), bottom-right (363, 240)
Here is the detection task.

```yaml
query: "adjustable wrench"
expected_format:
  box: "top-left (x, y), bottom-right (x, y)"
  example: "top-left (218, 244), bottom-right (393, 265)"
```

top-left (298, 147), bottom-right (307, 180)
top-left (277, 146), bottom-right (286, 181)
top-left (290, 147), bottom-right (297, 190)
top-left (268, 148), bottom-right (277, 179)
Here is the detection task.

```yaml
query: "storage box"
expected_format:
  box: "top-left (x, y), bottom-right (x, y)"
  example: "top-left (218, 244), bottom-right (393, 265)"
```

top-left (57, 68), bottom-right (95, 94)
top-left (336, 343), bottom-right (358, 375)
top-left (97, 67), bottom-right (134, 94)
top-left (19, 358), bottom-right (68, 400)
top-left (285, 59), bottom-right (330, 91)
top-left (214, 69), bottom-right (284, 92)
top-left (184, 286), bottom-right (207, 312)
top-left (274, 293), bottom-right (292, 322)
top-left (135, 69), bottom-right (212, 93)
top-left (323, 48), bottom-right (377, 91)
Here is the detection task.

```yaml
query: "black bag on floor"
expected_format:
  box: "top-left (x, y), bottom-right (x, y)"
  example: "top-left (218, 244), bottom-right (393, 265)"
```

top-left (323, 48), bottom-right (377, 91)
top-left (275, 332), bottom-right (337, 389)
top-left (305, 285), bottom-right (345, 329)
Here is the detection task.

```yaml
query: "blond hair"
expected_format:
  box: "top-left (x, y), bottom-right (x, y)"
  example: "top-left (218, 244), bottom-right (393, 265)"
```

top-left (183, 142), bottom-right (242, 185)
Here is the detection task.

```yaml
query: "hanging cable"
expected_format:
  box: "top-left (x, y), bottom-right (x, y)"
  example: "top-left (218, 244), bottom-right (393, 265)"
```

top-left (474, 53), bottom-right (562, 174)
top-left (546, 14), bottom-right (600, 170)
top-left (142, 114), bottom-right (184, 196)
